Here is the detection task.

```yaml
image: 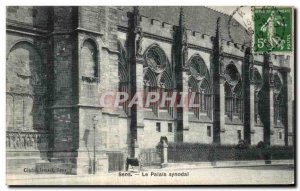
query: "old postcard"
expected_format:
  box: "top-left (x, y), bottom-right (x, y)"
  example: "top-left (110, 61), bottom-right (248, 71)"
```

top-left (6, 6), bottom-right (295, 185)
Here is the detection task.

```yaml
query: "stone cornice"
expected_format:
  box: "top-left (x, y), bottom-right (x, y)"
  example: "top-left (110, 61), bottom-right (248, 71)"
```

top-left (49, 104), bottom-right (103, 109)
top-left (75, 27), bottom-right (104, 36)
top-left (7, 19), bottom-right (48, 33)
top-left (223, 52), bottom-right (244, 61)
top-left (7, 20), bottom-right (105, 39)
top-left (143, 32), bottom-right (173, 43)
top-left (187, 43), bottom-right (212, 53)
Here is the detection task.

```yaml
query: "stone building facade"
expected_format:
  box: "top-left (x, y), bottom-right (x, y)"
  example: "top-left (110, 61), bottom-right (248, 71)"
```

top-left (6, 6), bottom-right (294, 174)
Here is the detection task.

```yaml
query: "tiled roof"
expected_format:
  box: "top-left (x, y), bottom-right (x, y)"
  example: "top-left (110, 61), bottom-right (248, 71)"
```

top-left (188, 114), bottom-right (212, 123)
top-left (117, 6), bottom-right (250, 45)
top-left (144, 110), bottom-right (174, 120)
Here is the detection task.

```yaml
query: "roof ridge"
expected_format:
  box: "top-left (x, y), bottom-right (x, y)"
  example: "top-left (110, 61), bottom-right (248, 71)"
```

top-left (204, 6), bottom-right (231, 17)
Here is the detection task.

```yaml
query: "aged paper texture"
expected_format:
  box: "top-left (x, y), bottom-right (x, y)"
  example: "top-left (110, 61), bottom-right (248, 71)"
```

top-left (6, 6), bottom-right (295, 185)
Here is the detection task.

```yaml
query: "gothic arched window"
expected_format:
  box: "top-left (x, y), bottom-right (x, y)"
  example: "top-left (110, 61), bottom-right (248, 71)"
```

top-left (190, 56), bottom-right (207, 80)
top-left (224, 63), bottom-right (241, 86)
top-left (157, 72), bottom-right (173, 117)
top-left (188, 55), bottom-right (211, 119)
top-left (234, 82), bottom-right (243, 121)
top-left (273, 72), bottom-right (284, 125)
top-left (188, 77), bottom-right (200, 118)
top-left (144, 44), bottom-right (171, 117)
top-left (118, 42), bottom-right (129, 114)
top-left (224, 63), bottom-right (243, 121)
top-left (225, 82), bottom-right (233, 118)
top-left (145, 45), bottom-right (167, 73)
top-left (253, 69), bottom-right (263, 124)
top-left (200, 79), bottom-right (210, 112)
top-left (143, 69), bottom-right (158, 115)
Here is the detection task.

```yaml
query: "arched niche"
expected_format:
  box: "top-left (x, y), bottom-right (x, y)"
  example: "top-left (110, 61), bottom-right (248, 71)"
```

top-left (7, 41), bottom-right (44, 92)
top-left (81, 39), bottom-right (99, 78)
top-left (6, 41), bottom-right (46, 131)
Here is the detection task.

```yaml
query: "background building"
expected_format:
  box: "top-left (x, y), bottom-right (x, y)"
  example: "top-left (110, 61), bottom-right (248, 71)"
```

top-left (6, 6), bottom-right (294, 174)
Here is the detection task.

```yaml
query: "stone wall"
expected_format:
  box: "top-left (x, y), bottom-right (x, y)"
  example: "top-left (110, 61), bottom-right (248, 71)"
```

top-left (221, 124), bottom-right (244, 145)
top-left (184, 122), bottom-right (214, 144)
top-left (143, 119), bottom-right (175, 149)
top-left (6, 6), bottom-right (294, 174)
top-left (251, 125), bottom-right (264, 145)
top-left (6, 6), bottom-right (52, 174)
top-left (7, 6), bottom-right (49, 29)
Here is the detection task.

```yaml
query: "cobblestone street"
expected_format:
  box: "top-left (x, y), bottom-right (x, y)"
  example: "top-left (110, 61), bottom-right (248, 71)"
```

top-left (7, 165), bottom-right (294, 185)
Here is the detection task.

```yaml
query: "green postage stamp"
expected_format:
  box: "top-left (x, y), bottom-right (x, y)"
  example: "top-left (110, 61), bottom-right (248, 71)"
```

top-left (253, 7), bottom-right (292, 52)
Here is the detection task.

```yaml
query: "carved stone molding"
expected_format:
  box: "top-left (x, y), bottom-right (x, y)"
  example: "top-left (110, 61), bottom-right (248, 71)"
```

top-left (6, 131), bottom-right (49, 151)
top-left (82, 76), bottom-right (98, 83)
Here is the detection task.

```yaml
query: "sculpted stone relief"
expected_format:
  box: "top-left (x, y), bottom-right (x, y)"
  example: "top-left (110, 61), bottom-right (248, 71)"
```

top-left (6, 132), bottom-right (48, 150)
top-left (6, 42), bottom-right (47, 150)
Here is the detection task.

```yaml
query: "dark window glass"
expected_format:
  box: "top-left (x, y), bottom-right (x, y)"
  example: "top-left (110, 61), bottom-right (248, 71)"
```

top-left (168, 123), bottom-right (172, 132)
top-left (237, 130), bottom-right (242, 140)
top-left (156, 122), bottom-right (161, 132)
top-left (207, 126), bottom-right (211, 137)
top-left (279, 132), bottom-right (282, 139)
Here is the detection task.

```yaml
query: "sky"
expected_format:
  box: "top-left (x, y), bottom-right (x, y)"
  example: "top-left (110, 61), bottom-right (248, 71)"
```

top-left (208, 6), bottom-right (252, 29)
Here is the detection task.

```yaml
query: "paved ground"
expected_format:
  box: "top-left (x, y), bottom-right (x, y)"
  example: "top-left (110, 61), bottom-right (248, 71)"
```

top-left (7, 165), bottom-right (294, 185)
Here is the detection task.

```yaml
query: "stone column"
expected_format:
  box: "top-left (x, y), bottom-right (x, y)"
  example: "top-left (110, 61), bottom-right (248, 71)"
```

top-left (47, 7), bottom-right (79, 174)
top-left (243, 48), bottom-right (254, 145)
top-left (287, 74), bottom-right (294, 146)
top-left (173, 8), bottom-right (189, 142)
top-left (135, 57), bottom-right (145, 153)
top-left (249, 84), bottom-right (256, 144)
top-left (218, 78), bottom-right (225, 144)
top-left (280, 69), bottom-right (293, 146)
top-left (268, 87), bottom-right (275, 145)
top-left (128, 7), bottom-right (144, 157)
top-left (260, 53), bottom-right (274, 146)
top-left (182, 71), bottom-right (190, 140)
top-left (212, 18), bottom-right (224, 144)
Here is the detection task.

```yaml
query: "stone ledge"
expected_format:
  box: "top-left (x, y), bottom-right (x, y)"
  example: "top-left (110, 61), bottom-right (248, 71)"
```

top-left (162, 159), bottom-right (294, 170)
